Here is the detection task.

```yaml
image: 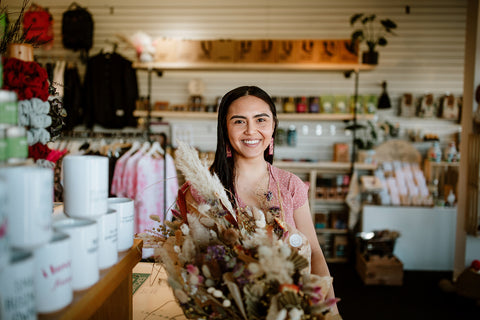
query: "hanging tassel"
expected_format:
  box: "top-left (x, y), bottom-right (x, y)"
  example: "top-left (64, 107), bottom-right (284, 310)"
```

top-left (378, 81), bottom-right (391, 109)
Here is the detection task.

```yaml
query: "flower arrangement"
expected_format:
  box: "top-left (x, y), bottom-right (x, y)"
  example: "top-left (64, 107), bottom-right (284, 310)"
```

top-left (138, 141), bottom-right (339, 320)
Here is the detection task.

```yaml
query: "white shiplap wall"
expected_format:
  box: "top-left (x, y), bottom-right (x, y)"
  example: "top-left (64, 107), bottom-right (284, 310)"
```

top-left (4, 0), bottom-right (466, 160)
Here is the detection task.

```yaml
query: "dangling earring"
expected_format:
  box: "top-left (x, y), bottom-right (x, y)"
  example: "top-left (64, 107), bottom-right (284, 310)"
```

top-left (226, 144), bottom-right (232, 158)
top-left (269, 137), bottom-right (274, 155)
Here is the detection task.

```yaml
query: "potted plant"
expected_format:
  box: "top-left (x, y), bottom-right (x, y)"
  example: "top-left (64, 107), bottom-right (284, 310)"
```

top-left (0, 0), bottom-right (47, 61)
top-left (348, 13), bottom-right (397, 65)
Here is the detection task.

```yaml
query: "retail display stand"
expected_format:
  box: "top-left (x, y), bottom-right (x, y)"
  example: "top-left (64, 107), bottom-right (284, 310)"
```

top-left (39, 239), bottom-right (143, 320)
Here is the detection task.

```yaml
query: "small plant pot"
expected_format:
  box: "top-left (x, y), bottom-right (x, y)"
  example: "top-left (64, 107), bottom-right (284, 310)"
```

top-left (6, 43), bottom-right (34, 62)
top-left (362, 51), bottom-right (379, 65)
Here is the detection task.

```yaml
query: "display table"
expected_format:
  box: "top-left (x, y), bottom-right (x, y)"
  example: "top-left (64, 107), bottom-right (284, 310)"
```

top-left (362, 205), bottom-right (456, 271)
top-left (39, 239), bottom-right (143, 320)
top-left (132, 262), bottom-right (186, 320)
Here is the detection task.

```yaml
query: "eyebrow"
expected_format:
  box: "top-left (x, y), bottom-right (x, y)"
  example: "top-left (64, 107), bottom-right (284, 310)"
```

top-left (229, 113), bottom-right (271, 120)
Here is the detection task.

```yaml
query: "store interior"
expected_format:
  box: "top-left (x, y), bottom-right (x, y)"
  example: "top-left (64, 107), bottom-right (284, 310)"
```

top-left (1, 0), bottom-right (480, 319)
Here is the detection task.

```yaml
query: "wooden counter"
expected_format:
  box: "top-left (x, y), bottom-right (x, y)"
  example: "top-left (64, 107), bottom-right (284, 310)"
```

top-left (39, 239), bottom-right (143, 320)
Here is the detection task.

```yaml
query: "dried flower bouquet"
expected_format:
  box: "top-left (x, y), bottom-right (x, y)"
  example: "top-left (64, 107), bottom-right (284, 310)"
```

top-left (138, 141), bottom-right (338, 320)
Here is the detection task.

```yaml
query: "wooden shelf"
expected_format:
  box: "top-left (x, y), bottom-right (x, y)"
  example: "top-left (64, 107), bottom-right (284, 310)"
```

top-left (39, 239), bottom-right (143, 320)
top-left (273, 160), bottom-right (377, 172)
top-left (132, 61), bottom-right (375, 73)
top-left (326, 257), bottom-right (349, 263)
top-left (316, 228), bottom-right (349, 234)
top-left (133, 110), bottom-right (376, 122)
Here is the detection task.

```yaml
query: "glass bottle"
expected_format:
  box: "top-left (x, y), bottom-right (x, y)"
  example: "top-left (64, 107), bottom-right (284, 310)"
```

top-left (287, 125), bottom-right (297, 147)
top-left (309, 97), bottom-right (320, 113)
top-left (283, 97), bottom-right (296, 113)
top-left (296, 96), bottom-right (307, 113)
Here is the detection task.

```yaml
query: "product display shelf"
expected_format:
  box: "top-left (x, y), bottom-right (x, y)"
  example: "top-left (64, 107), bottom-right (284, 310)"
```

top-left (274, 161), bottom-right (377, 263)
top-left (39, 239), bottom-right (143, 320)
top-left (132, 61), bottom-right (375, 73)
top-left (133, 110), bottom-right (376, 122)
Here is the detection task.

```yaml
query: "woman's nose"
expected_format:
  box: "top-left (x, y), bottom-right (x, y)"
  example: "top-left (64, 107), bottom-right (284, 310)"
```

top-left (245, 121), bottom-right (256, 134)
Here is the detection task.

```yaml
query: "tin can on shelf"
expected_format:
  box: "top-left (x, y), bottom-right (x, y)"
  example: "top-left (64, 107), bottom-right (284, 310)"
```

top-left (6, 126), bottom-right (28, 163)
top-left (0, 124), bottom-right (7, 163)
top-left (0, 90), bottom-right (18, 125)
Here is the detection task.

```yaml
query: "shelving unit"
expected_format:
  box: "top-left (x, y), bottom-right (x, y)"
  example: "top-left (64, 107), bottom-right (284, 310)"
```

top-left (274, 161), bottom-right (377, 262)
top-left (133, 110), bottom-right (376, 122)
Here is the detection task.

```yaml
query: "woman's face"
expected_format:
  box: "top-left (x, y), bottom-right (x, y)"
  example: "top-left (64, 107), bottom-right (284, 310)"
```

top-left (226, 95), bottom-right (275, 161)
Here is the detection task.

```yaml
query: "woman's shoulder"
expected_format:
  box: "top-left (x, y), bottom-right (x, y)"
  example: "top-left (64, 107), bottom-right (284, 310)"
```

top-left (270, 164), bottom-right (306, 188)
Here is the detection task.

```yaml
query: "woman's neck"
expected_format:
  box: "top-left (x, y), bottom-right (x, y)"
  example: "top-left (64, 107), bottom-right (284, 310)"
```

top-left (234, 157), bottom-right (268, 178)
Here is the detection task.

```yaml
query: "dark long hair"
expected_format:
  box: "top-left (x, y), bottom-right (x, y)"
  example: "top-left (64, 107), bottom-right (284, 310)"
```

top-left (209, 86), bottom-right (278, 204)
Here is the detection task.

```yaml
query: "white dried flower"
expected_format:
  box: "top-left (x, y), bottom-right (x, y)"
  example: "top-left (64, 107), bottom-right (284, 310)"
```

top-left (289, 308), bottom-right (303, 320)
top-left (222, 299), bottom-right (231, 307)
top-left (247, 262), bottom-right (260, 274)
top-left (173, 245), bottom-right (181, 253)
top-left (175, 141), bottom-right (234, 214)
top-left (180, 224), bottom-right (190, 235)
top-left (207, 287), bottom-right (215, 294)
top-left (275, 309), bottom-right (287, 320)
top-left (213, 289), bottom-right (223, 298)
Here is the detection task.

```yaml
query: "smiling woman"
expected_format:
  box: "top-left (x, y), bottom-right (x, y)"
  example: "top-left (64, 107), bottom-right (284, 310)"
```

top-left (208, 85), bottom-right (340, 316)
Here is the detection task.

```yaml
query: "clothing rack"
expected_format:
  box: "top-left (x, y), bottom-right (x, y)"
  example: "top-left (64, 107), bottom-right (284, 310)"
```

top-left (59, 128), bottom-right (170, 222)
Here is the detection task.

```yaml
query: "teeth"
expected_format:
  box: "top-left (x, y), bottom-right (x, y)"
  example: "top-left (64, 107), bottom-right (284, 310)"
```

top-left (243, 140), bottom-right (260, 145)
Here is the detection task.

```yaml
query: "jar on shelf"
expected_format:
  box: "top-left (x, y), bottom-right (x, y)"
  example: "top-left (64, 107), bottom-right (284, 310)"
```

top-left (283, 97), bottom-right (296, 113)
top-left (309, 96), bottom-right (320, 113)
top-left (444, 141), bottom-right (458, 162)
top-left (296, 96), bottom-right (307, 113)
top-left (428, 141), bottom-right (442, 162)
top-left (287, 125), bottom-right (297, 147)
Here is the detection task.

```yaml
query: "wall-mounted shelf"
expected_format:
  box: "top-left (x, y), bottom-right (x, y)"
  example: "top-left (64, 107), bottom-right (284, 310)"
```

top-left (132, 61), bottom-right (375, 73)
top-left (133, 110), bottom-right (376, 121)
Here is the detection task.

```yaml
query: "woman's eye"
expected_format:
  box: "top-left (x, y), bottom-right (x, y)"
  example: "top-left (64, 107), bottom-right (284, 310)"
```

top-left (234, 119), bottom-right (244, 124)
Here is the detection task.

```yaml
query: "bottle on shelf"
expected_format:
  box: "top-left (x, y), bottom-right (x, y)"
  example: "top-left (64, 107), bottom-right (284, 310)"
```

top-left (428, 141), bottom-right (442, 162)
top-left (287, 125), bottom-right (297, 147)
top-left (309, 96), bottom-right (320, 113)
top-left (296, 96), bottom-right (307, 113)
top-left (283, 97), bottom-right (296, 113)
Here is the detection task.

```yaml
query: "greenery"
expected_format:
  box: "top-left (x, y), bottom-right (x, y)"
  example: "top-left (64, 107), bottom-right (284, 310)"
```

top-left (348, 13), bottom-right (397, 53)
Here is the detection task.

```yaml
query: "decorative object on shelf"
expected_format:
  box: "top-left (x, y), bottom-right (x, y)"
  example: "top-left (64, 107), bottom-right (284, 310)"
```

top-left (428, 141), bottom-right (442, 163)
top-left (22, 2), bottom-right (54, 50)
top-left (377, 81), bottom-right (391, 109)
top-left (348, 13), bottom-right (397, 65)
top-left (418, 93), bottom-right (436, 118)
top-left (138, 142), bottom-right (339, 320)
top-left (444, 141), bottom-right (459, 162)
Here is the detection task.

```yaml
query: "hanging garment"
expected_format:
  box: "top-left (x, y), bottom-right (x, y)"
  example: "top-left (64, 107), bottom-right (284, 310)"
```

top-left (63, 63), bottom-right (83, 129)
top-left (134, 153), bottom-right (178, 233)
top-left (83, 52), bottom-right (138, 129)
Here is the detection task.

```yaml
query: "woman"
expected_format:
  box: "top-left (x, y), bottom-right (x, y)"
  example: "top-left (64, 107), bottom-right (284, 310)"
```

top-left (209, 85), bottom-right (339, 315)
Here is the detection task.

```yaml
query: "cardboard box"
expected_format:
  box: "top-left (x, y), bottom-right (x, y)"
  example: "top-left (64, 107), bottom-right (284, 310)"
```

top-left (176, 39), bottom-right (213, 62)
top-left (335, 39), bottom-right (359, 63)
top-left (154, 38), bottom-right (177, 62)
top-left (296, 39), bottom-right (320, 63)
top-left (277, 40), bottom-right (298, 63)
top-left (334, 143), bottom-right (349, 162)
top-left (356, 252), bottom-right (404, 286)
top-left (318, 40), bottom-right (339, 63)
top-left (211, 39), bottom-right (235, 62)
top-left (257, 40), bottom-right (278, 63)
top-left (234, 40), bottom-right (260, 63)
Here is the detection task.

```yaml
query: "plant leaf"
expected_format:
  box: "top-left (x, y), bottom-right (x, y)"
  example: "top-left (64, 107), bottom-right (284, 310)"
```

top-left (351, 30), bottom-right (364, 41)
top-left (378, 37), bottom-right (387, 46)
top-left (350, 13), bottom-right (364, 25)
top-left (381, 19), bottom-right (398, 31)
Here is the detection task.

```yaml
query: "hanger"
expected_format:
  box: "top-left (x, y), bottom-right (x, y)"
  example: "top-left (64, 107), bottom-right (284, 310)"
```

top-left (145, 141), bottom-right (164, 158)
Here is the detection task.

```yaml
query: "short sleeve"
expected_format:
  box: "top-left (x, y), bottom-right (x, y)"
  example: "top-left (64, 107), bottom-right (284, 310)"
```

top-left (289, 173), bottom-right (309, 210)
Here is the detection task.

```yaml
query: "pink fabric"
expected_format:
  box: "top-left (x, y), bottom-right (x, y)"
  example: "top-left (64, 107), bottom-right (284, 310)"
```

top-left (122, 150), bottom-right (146, 199)
top-left (134, 154), bottom-right (178, 233)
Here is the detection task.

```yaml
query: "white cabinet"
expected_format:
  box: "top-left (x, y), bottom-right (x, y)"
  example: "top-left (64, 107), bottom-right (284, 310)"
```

top-left (362, 205), bottom-right (456, 271)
